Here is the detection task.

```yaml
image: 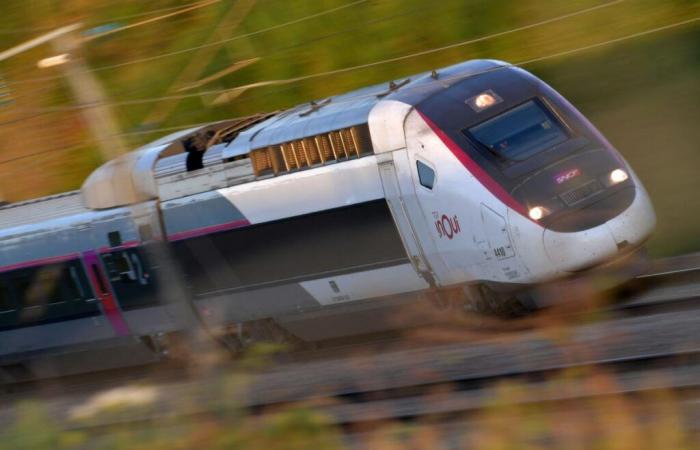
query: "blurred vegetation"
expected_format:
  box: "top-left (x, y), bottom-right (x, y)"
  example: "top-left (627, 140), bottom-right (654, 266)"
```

top-left (1, 367), bottom-right (696, 449)
top-left (0, 0), bottom-right (698, 256)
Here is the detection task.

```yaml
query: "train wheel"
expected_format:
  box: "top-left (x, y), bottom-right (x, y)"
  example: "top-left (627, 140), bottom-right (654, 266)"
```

top-left (464, 284), bottom-right (533, 318)
top-left (222, 319), bottom-right (311, 354)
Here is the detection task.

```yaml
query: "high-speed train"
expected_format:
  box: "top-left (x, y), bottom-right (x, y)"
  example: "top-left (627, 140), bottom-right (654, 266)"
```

top-left (0, 60), bottom-right (655, 380)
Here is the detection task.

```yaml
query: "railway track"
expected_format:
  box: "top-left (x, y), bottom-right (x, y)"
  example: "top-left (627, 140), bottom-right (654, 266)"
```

top-left (48, 307), bottom-right (699, 447)
top-left (1, 254), bottom-right (699, 445)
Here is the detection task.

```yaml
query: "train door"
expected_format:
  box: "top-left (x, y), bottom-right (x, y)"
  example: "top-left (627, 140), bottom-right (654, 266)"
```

top-left (404, 111), bottom-right (521, 284)
top-left (98, 243), bottom-right (185, 335)
top-left (387, 147), bottom-right (457, 286)
top-left (402, 150), bottom-right (464, 284)
top-left (403, 111), bottom-right (491, 285)
top-left (377, 153), bottom-right (439, 285)
top-left (480, 204), bottom-right (515, 261)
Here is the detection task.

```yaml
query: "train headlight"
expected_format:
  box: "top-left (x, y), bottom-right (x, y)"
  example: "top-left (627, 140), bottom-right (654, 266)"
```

top-left (528, 206), bottom-right (549, 221)
top-left (609, 168), bottom-right (629, 185)
top-left (475, 94), bottom-right (496, 109)
top-left (466, 90), bottom-right (502, 112)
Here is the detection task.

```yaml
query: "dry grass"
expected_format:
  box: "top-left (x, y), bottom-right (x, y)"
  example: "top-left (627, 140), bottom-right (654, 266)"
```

top-left (1, 339), bottom-right (696, 450)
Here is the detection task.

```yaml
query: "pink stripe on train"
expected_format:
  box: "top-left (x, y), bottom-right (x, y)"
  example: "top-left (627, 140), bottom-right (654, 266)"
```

top-left (0, 253), bottom-right (81, 273)
top-left (0, 241), bottom-right (142, 273)
top-left (167, 219), bottom-right (250, 242)
top-left (82, 250), bottom-right (130, 336)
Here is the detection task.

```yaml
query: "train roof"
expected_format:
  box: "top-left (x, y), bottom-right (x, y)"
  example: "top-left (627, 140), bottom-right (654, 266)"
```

top-left (225, 59), bottom-right (505, 158)
top-left (83, 60), bottom-right (506, 209)
top-left (0, 59), bottom-right (508, 218)
top-left (80, 117), bottom-right (267, 209)
top-left (0, 191), bottom-right (88, 230)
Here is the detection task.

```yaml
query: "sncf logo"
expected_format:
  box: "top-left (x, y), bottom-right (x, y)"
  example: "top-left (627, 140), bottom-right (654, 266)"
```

top-left (554, 168), bottom-right (581, 185)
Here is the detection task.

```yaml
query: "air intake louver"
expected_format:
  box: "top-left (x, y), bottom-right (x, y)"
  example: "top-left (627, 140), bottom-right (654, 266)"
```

top-left (250, 124), bottom-right (373, 178)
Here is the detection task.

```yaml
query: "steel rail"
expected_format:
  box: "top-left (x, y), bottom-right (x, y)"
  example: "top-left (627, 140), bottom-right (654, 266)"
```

top-left (10, 307), bottom-right (697, 434)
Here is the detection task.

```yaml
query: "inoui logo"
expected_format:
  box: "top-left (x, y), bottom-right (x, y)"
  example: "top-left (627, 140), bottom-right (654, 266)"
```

top-left (554, 168), bottom-right (581, 185)
top-left (434, 214), bottom-right (461, 240)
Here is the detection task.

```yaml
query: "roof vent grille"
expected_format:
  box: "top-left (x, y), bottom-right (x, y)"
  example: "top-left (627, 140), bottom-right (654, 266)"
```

top-left (249, 124), bottom-right (373, 178)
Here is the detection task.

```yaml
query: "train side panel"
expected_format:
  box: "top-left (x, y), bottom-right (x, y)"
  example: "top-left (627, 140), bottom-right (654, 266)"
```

top-left (161, 156), bottom-right (429, 331)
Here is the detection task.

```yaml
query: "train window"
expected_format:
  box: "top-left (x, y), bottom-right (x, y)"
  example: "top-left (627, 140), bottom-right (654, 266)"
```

top-left (35, 266), bottom-right (65, 304)
top-left (12, 264), bottom-right (89, 307)
top-left (69, 265), bottom-right (87, 299)
top-left (102, 248), bottom-right (159, 311)
top-left (172, 199), bottom-right (407, 295)
top-left (13, 269), bottom-right (41, 308)
top-left (466, 99), bottom-right (568, 162)
top-left (0, 280), bottom-right (14, 312)
top-left (102, 253), bottom-right (126, 282)
top-left (108, 231), bottom-right (122, 247)
top-left (417, 160), bottom-right (435, 189)
top-left (0, 278), bottom-right (16, 331)
top-left (1, 262), bottom-right (98, 329)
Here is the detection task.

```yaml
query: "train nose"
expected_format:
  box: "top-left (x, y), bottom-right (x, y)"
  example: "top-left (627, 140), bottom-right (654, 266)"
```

top-left (543, 223), bottom-right (619, 272)
top-left (542, 185), bottom-right (656, 273)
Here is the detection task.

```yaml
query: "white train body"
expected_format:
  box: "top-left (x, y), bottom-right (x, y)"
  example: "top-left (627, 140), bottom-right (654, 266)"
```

top-left (0, 60), bottom-right (655, 379)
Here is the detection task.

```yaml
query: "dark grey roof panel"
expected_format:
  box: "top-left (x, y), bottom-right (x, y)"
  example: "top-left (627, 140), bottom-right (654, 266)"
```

top-left (223, 59), bottom-right (506, 158)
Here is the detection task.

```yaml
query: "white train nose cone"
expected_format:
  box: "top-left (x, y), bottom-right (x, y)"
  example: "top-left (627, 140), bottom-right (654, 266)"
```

top-left (542, 185), bottom-right (656, 273)
top-left (543, 225), bottom-right (619, 272)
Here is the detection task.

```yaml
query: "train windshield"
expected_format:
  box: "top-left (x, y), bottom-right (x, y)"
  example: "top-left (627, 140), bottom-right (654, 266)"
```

top-left (466, 99), bottom-right (568, 162)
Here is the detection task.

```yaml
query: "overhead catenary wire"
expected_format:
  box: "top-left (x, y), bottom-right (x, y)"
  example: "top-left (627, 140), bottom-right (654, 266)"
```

top-left (86, 0), bottom-right (227, 27)
top-left (81, 0), bottom-right (221, 42)
top-left (0, 143), bottom-right (88, 165)
top-left (86, 17), bottom-right (700, 142)
top-left (86, 0), bottom-right (369, 68)
top-left (115, 120), bottom-right (231, 138)
top-left (206, 0), bottom-right (632, 103)
top-left (2, 13), bottom-right (699, 162)
top-left (90, 14), bottom-right (700, 108)
top-left (3, 0), bottom-right (634, 113)
top-left (0, 119), bottom-right (231, 162)
top-left (0, 23), bottom-right (82, 63)
top-left (4, 0), bottom-right (370, 86)
top-left (176, 1), bottom-right (436, 92)
top-left (9, 10), bottom-right (700, 119)
top-left (0, 0), bottom-right (227, 35)
top-left (9, 6), bottom-right (695, 117)
top-left (3, 2), bottom-right (434, 110)
top-left (174, 2), bottom-right (435, 93)
top-left (0, 109), bottom-right (68, 127)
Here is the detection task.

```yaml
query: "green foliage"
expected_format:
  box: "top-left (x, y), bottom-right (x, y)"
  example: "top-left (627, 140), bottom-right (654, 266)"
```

top-left (3, 370), bottom-right (695, 450)
top-left (0, 402), bottom-right (85, 450)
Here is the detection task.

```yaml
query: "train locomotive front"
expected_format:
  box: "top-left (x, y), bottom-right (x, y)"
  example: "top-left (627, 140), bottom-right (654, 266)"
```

top-left (393, 61), bottom-right (656, 308)
top-left (0, 59), bottom-right (658, 380)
